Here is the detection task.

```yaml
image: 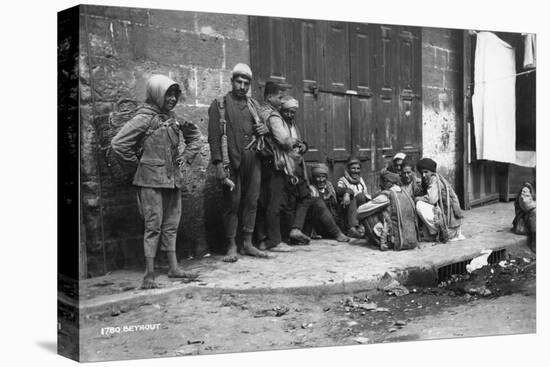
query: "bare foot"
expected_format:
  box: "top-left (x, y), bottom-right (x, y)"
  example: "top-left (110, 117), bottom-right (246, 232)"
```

top-left (267, 242), bottom-right (294, 252)
top-left (335, 232), bottom-right (350, 242)
top-left (222, 240), bottom-right (239, 263)
top-left (140, 274), bottom-right (159, 289)
top-left (242, 244), bottom-right (269, 258)
top-left (289, 228), bottom-right (311, 245)
top-left (167, 269), bottom-right (199, 279)
top-left (257, 240), bottom-right (268, 251)
top-left (347, 226), bottom-right (363, 239)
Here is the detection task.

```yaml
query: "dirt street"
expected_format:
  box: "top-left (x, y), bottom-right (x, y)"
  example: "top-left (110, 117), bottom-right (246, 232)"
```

top-left (79, 255), bottom-right (536, 362)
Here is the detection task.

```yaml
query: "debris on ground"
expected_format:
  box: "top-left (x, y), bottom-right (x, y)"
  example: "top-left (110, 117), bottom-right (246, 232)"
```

top-left (254, 305), bottom-right (289, 317)
top-left (466, 249), bottom-right (492, 273)
top-left (187, 340), bottom-right (205, 345)
top-left (175, 345), bottom-right (200, 356)
top-left (467, 286), bottom-right (492, 297)
top-left (352, 337), bottom-right (370, 344)
top-left (377, 274), bottom-right (409, 297)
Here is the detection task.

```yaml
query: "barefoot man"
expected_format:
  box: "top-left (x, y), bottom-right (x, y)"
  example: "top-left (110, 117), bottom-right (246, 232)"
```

top-left (111, 74), bottom-right (202, 289)
top-left (207, 63), bottom-right (270, 262)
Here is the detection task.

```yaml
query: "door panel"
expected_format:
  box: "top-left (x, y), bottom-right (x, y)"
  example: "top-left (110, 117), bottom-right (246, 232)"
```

top-left (326, 94), bottom-right (351, 162)
top-left (301, 93), bottom-right (325, 162)
top-left (321, 22), bottom-right (350, 93)
top-left (375, 25), bottom-right (398, 170)
top-left (397, 27), bottom-right (422, 159)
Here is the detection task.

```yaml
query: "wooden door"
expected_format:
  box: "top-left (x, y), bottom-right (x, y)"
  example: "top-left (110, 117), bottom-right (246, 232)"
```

top-left (250, 17), bottom-right (422, 193)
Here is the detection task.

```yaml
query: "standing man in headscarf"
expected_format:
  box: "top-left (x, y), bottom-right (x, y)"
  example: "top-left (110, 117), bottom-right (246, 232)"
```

top-left (255, 82), bottom-right (296, 251)
top-left (111, 74), bottom-right (203, 289)
top-left (207, 63), bottom-right (270, 262)
top-left (415, 158), bottom-right (465, 242)
top-left (278, 96), bottom-right (311, 245)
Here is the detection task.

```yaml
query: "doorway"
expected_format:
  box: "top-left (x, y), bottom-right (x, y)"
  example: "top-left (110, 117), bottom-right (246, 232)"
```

top-left (249, 17), bottom-right (422, 194)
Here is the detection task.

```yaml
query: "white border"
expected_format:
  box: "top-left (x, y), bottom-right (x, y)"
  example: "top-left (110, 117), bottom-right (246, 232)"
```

top-left (1, 0), bottom-right (546, 366)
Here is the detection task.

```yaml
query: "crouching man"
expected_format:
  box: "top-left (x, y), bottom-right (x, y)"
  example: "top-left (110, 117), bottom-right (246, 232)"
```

top-left (415, 158), bottom-right (465, 242)
top-left (357, 171), bottom-right (418, 251)
top-left (111, 74), bottom-right (202, 289)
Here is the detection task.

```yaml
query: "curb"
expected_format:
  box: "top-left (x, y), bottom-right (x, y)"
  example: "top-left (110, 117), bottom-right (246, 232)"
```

top-left (74, 235), bottom-right (528, 316)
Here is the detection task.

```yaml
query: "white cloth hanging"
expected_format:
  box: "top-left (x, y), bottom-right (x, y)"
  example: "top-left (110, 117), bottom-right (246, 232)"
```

top-left (523, 33), bottom-right (536, 69)
top-left (472, 32), bottom-right (517, 164)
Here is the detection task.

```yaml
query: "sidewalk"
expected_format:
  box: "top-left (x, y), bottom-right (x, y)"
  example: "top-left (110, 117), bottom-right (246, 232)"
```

top-left (72, 202), bottom-right (531, 314)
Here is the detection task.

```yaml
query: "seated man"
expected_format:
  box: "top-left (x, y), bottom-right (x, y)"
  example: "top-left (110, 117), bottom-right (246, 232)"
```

top-left (357, 171), bottom-right (418, 251)
top-left (337, 157), bottom-right (371, 238)
top-left (400, 157), bottom-right (423, 198)
top-left (512, 182), bottom-right (536, 253)
top-left (415, 158), bottom-right (465, 242)
top-left (305, 163), bottom-right (350, 242)
top-left (381, 152), bottom-right (407, 175)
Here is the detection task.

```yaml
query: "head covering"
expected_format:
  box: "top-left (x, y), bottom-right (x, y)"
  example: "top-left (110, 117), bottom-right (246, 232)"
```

top-left (401, 157), bottom-right (414, 169)
top-left (416, 158), bottom-right (437, 173)
top-left (393, 152), bottom-right (407, 161)
top-left (281, 95), bottom-right (299, 110)
top-left (346, 157), bottom-right (361, 168)
top-left (311, 163), bottom-right (329, 177)
top-left (145, 74), bottom-right (181, 110)
top-left (517, 182), bottom-right (536, 212)
top-left (380, 171), bottom-right (401, 186)
top-left (231, 63), bottom-right (252, 80)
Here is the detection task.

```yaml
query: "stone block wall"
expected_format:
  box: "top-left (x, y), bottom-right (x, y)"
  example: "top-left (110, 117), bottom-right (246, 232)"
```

top-left (79, 5), bottom-right (249, 276)
top-left (421, 28), bottom-right (463, 189)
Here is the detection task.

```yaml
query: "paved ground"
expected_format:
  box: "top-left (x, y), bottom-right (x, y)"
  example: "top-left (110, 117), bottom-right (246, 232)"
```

top-left (73, 202), bottom-right (529, 314)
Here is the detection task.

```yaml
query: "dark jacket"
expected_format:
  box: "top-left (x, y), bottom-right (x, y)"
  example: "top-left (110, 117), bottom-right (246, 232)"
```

top-left (207, 92), bottom-right (259, 170)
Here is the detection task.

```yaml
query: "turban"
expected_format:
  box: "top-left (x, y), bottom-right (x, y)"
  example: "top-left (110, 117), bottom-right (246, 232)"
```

top-left (416, 158), bottom-right (437, 173)
top-left (281, 96), bottom-right (299, 110)
top-left (347, 157), bottom-right (361, 168)
top-left (311, 163), bottom-right (329, 177)
top-left (231, 63), bottom-right (252, 80)
top-left (393, 152), bottom-right (407, 161)
top-left (380, 171), bottom-right (401, 186)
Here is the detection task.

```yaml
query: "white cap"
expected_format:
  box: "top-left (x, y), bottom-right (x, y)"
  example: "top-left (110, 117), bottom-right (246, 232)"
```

top-left (231, 63), bottom-right (252, 80)
top-left (393, 152), bottom-right (406, 161)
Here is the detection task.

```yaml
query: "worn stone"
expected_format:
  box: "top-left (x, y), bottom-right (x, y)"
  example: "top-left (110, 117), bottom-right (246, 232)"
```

top-left (196, 12), bottom-right (248, 40)
top-left (83, 5), bottom-right (149, 25)
top-left (224, 38), bottom-right (250, 72)
top-left (148, 8), bottom-right (196, 32)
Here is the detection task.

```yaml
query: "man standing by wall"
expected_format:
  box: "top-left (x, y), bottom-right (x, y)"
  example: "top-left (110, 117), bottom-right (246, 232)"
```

top-left (256, 82), bottom-right (296, 251)
top-left (207, 63), bottom-right (270, 262)
top-left (111, 74), bottom-right (202, 289)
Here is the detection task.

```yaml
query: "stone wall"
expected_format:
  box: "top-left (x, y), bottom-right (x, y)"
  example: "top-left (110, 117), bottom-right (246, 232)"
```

top-left (79, 5), bottom-right (249, 276)
top-left (421, 28), bottom-right (463, 189)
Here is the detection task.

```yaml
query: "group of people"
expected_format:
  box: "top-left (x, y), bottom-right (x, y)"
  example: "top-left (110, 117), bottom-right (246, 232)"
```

top-left (206, 62), bottom-right (466, 260)
top-left (110, 62), bottom-right (466, 289)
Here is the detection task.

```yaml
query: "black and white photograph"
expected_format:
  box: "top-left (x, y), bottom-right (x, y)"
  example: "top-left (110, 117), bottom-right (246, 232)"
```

top-left (1, 1), bottom-right (541, 366)
top-left (54, 1), bottom-right (542, 363)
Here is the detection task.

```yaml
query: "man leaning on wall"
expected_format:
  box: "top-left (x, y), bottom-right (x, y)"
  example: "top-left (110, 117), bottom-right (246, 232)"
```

top-left (207, 63), bottom-right (271, 262)
top-left (111, 74), bottom-right (203, 289)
